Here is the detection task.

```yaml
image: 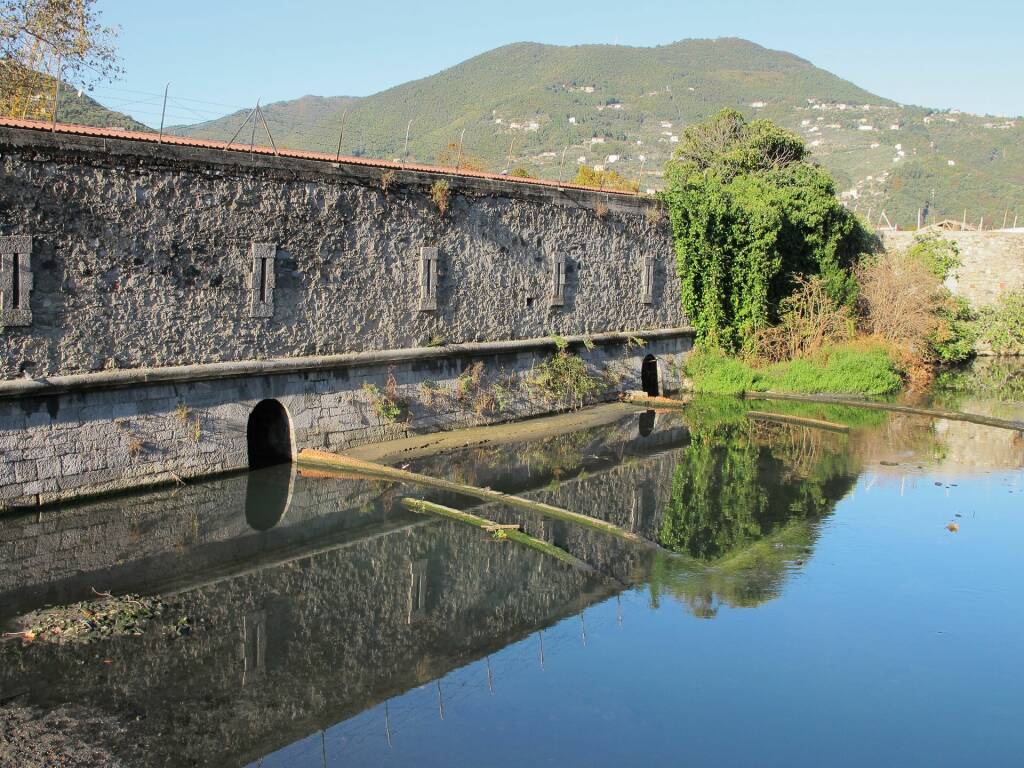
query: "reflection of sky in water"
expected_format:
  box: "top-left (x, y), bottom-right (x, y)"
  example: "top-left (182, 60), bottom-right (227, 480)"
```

top-left (254, 458), bottom-right (1024, 768)
top-left (3, 386), bottom-right (1023, 768)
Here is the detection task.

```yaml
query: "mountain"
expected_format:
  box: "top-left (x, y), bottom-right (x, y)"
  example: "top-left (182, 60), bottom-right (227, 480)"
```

top-left (57, 86), bottom-right (149, 131)
top-left (162, 38), bottom-right (1022, 229)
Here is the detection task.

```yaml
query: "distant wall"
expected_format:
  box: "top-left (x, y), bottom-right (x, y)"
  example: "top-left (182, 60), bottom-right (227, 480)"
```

top-left (879, 230), bottom-right (1024, 308)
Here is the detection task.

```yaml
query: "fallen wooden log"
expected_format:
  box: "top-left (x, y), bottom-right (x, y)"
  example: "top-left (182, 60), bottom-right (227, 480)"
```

top-left (622, 391), bottom-right (692, 409)
top-left (745, 409), bottom-right (850, 433)
top-left (400, 498), bottom-right (592, 572)
top-left (744, 391), bottom-right (1024, 433)
top-left (297, 449), bottom-right (654, 546)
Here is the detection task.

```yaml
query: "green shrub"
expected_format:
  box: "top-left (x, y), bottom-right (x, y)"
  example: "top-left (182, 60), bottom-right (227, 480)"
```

top-left (762, 343), bottom-right (902, 396)
top-left (905, 233), bottom-right (961, 280)
top-left (930, 296), bottom-right (978, 363)
top-left (976, 293), bottom-right (1024, 354)
top-left (662, 110), bottom-right (869, 353)
top-left (526, 349), bottom-right (602, 408)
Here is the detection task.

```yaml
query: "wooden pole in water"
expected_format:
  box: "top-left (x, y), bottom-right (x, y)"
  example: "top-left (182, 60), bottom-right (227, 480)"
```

top-left (399, 497), bottom-right (593, 571)
top-left (743, 391), bottom-right (1024, 433)
top-left (626, 391), bottom-right (1024, 434)
top-left (622, 391), bottom-right (692, 409)
top-left (745, 409), bottom-right (850, 433)
top-left (297, 449), bottom-right (652, 545)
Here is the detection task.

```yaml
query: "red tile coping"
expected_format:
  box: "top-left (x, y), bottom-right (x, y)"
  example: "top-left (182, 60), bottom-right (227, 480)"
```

top-left (0, 116), bottom-right (644, 199)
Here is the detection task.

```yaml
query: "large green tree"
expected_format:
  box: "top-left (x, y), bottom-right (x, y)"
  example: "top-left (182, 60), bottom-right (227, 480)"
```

top-left (662, 109), bottom-right (869, 352)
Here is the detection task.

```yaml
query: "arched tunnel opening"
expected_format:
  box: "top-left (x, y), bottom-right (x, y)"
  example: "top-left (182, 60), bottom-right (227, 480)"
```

top-left (247, 399), bottom-right (293, 470)
top-left (641, 354), bottom-right (660, 397)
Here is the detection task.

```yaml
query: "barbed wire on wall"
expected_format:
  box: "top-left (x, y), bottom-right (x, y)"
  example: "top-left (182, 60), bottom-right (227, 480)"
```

top-left (0, 77), bottom-right (1019, 230)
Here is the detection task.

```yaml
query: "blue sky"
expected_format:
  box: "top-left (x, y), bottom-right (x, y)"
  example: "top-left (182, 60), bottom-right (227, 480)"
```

top-left (92, 0), bottom-right (1024, 127)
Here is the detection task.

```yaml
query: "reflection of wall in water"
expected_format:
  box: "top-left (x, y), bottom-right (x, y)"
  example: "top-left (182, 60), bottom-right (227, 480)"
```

top-left (0, 466), bottom-right (419, 614)
top-left (0, 516), bottom-right (610, 768)
top-left (0, 411), bottom-right (688, 612)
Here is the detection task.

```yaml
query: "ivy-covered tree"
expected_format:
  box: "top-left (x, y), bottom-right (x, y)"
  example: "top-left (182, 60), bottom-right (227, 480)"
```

top-left (662, 109), bottom-right (869, 352)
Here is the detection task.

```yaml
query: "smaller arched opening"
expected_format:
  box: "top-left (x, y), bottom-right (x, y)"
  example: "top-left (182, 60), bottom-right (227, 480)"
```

top-left (247, 399), bottom-right (293, 470)
top-left (641, 355), bottom-right (660, 397)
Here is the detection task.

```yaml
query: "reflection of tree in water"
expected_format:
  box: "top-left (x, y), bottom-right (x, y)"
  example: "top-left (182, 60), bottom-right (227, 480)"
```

top-left (651, 397), bottom-right (862, 616)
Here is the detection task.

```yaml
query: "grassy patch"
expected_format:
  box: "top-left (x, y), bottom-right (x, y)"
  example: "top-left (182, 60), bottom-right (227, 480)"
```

top-left (684, 348), bottom-right (759, 395)
top-left (762, 342), bottom-right (903, 396)
top-left (685, 341), bottom-right (903, 397)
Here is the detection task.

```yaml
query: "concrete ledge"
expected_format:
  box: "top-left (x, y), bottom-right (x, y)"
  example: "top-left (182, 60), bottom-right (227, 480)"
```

top-left (0, 327), bottom-right (694, 400)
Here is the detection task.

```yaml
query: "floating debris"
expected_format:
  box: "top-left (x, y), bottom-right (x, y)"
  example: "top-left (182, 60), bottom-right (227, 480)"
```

top-left (5, 590), bottom-right (192, 645)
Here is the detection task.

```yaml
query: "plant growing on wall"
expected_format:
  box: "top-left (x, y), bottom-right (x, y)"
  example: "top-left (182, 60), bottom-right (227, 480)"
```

top-left (644, 203), bottom-right (665, 225)
top-left (430, 179), bottom-right (451, 217)
top-left (362, 373), bottom-right (407, 424)
top-left (526, 336), bottom-right (602, 409)
top-left (380, 170), bottom-right (396, 194)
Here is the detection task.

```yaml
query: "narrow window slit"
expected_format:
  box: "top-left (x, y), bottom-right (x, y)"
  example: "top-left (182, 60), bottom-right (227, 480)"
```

top-left (11, 253), bottom-right (20, 309)
top-left (258, 257), bottom-right (268, 304)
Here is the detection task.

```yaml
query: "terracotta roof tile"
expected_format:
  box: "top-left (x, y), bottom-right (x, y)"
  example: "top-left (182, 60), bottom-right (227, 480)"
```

top-left (0, 117), bottom-right (642, 198)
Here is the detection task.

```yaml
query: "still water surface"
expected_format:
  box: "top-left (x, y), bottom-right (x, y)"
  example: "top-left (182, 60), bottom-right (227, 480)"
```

top-left (1, 363), bottom-right (1023, 767)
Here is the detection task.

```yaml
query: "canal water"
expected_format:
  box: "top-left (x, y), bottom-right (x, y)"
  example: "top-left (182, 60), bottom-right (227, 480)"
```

top-left (1, 361), bottom-right (1022, 767)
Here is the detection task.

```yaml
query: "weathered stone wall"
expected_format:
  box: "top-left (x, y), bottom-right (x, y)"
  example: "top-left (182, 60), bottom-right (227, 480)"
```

top-left (879, 229), bottom-right (1024, 308)
top-left (0, 125), bottom-right (691, 506)
top-left (0, 335), bottom-right (690, 509)
top-left (0, 126), bottom-right (682, 380)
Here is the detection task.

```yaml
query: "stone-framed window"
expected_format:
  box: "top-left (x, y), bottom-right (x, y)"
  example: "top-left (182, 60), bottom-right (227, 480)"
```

top-left (419, 246), bottom-right (439, 311)
top-left (641, 256), bottom-right (655, 305)
top-left (549, 255), bottom-right (567, 307)
top-left (0, 235), bottom-right (33, 328)
top-left (248, 242), bottom-right (277, 318)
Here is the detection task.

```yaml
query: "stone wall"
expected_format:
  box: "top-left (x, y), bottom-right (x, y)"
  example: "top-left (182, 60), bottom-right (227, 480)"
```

top-left (0, 125), bottom-right (691, 507)
top-left (0, 334), bottom-right (690, 509)
top-left (879, 229), bottom-right (1024, 308)
top-left (0, 126), bottom-right (682, 380)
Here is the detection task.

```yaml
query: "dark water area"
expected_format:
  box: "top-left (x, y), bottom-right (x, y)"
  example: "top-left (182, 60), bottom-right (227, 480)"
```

top-left (1, 367), bottom-right (1023, 767)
